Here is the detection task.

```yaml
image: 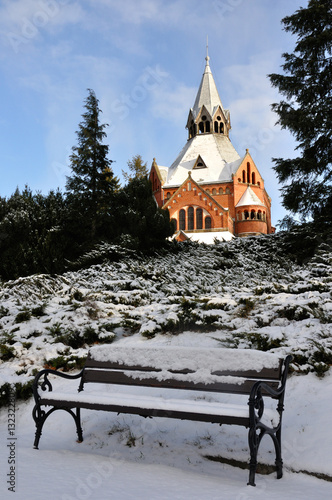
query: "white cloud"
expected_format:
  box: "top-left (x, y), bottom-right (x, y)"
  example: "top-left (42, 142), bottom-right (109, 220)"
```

top-left (150, 83), bottom-right (196, 124)
top-left (0, 0), bottom-right (84, 55)
top-left (91, 0), bottom-right (192, 27)
top-left (0, 0), bottom-right (83, 29)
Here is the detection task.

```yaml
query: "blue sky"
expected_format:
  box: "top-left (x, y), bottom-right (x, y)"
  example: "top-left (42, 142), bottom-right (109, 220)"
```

top-left (0, 0), bottom-right (305, 226)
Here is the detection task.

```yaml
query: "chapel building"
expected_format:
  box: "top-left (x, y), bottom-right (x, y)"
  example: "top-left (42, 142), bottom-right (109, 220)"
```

top-left (149, 51), bottom-right (275, 242)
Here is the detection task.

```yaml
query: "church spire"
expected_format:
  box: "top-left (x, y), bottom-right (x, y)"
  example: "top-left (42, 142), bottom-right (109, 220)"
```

top-left (187, 43), bottom-right (231, 140)
top-left (192, 45), bottom-right (223, 119)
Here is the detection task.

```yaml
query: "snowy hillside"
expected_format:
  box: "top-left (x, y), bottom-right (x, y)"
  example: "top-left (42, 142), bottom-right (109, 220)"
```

top-left (0, 233), bottom-right (331, 499)
top-left (0, 233), bottom-right (331, 395)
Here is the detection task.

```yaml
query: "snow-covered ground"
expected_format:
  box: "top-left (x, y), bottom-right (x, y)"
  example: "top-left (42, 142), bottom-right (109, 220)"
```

top-left (0, 235), bottom-right (331, 498)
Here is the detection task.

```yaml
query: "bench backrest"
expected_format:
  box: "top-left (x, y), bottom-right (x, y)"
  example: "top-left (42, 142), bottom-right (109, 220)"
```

top-left (80, 345), bottom-right (287, 396)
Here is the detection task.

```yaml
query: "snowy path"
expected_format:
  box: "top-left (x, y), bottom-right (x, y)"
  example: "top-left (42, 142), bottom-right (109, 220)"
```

top-left (1, 368), bottom-right (331, 500)
top-left (5, 448), bottom-right (332, 500)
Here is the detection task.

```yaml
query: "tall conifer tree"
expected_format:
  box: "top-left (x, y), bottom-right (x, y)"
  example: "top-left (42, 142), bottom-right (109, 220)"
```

top-left (66, 89), bottom-right (119, 240)
top-left (122, 154), bottom-right (149, 184)
top-left (269, 0), bottom-right (332, 223)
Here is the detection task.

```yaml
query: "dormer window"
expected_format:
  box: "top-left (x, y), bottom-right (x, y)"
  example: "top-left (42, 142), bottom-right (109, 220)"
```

top-left (193, 155), bottom-right (208, 169)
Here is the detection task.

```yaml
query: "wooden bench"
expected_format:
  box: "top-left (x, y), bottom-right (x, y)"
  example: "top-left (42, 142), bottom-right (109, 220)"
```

top-left (32, 345), bottom-right (292, 486)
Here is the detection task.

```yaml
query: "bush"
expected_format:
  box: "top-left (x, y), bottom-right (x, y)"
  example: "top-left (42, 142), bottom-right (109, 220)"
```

top-left (0, 344), bottom-right (15, 361)
top-left (44, 355), bottom-right (86, 371)
top-left (0, 380), bottom-right (34, 408)
top-left (15, 309), bottom-right (31, 323)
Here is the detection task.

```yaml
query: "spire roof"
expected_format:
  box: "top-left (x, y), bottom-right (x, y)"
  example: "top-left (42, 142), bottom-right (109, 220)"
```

top-left (192, 51), bottom-right (224, 119)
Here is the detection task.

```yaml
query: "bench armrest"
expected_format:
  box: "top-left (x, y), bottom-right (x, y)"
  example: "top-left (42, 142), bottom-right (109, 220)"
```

top-left (33, 368), bottom-right (84, 403)
top-left (248, 354), bottom-right (292, 425)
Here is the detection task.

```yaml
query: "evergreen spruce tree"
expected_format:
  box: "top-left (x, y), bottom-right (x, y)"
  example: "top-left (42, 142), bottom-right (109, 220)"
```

top-left (66, 89), bottom-right (119, 242)
top-left (269, 0), bottom-right (332, 223)
top-left (0, 187), bottom-right (67, 279)
top-left (115, 177), bottom-right (175, 250)
top-left (122, 154), bottom-right (149, 184)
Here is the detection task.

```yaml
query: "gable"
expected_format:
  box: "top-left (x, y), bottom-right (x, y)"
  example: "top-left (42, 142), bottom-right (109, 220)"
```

top-left (163, 174), bottom-right (228, 215)
top-left (234, 151), bottom-right (264, 188)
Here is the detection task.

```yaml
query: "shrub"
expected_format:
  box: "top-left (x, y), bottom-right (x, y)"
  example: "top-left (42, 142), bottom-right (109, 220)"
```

top-left (51, 325), bottom-right (115, 349)
top-left (0, 306), bottom-right (9, 318)
top-left (237, 298), bottom-right (255, 318)
top-left (31, 304), bottom-right (47, 317)
top-left (0, 380), bottom-right (34, 408)
top-left (15, 308), bottom-right (31, 323)
top-left (72, 289), bottom-right (84, 302)
top-left (0, 344), bottom-right (15, 361)
top-left (44, 355), bottom-right (86, 371)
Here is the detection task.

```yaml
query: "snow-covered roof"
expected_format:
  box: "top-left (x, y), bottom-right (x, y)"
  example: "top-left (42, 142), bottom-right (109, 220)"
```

top-left (163, 134), bottom-right (241, 187)
top-left (192, 55), bottom-right (224, 119)
top-left (157, 165), bottom-right (168, 183)
top-left (175, 230), bottom-right (234, 244)
top-left (236, 186), bottom-right (265, 208)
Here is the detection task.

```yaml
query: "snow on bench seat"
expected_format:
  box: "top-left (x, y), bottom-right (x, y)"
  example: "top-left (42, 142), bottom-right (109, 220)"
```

top-left (40, 390), bottom-right (278, 427)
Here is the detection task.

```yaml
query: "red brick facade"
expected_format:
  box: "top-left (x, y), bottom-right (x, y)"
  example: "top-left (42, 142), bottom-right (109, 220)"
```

top-left (149, 55), bottom-right (274, 240)
top-left (150, 150), bottom-right (274, 238)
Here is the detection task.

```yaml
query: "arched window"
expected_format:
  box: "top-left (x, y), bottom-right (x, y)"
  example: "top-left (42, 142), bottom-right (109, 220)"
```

top-left (220, 123), bottom-right (224, 133)
top-left (257, 181), bottom-right (261, 187)
top-left (196, 208), bottom-right (203, 229)
top-left (199, 122), bottom-right (204, 134)
top-left (252, 172), bottom-right (256, 184)
top-left (179, 209), bottom-right (186, 230)
top-left (247, 162), bottom-right (251, 183)
top-left (212, 188), bottom-right (217, 195)
top-left (188, 207), bottom-right (194, 230)
top-left (242, 170), bottom-right (246, 183)
top-left (205, 216), bottom-right (212, 229)
top-left (251, 209), bottom-right (256, 220)
top-left (219, 187), bottom-right (224, 195)
top-left (171, 218), bottom-right (177, 230)
top-left (206, 189), bottom-right (210, 193)
top-left (257, 211), bottom-right (262, 220)
top-left (214, 121), bottom-right (219, 133)
top-left (225, 187), bottom-right (231, 194)
top-left (166, 192), bottom-right (171, 199)
top-left (205, 121), bottom-right (210, 133)
top-left (244, 210), bottom-right (249, 220)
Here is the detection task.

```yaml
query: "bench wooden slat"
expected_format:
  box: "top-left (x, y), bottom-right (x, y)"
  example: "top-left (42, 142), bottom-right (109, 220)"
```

top-left (84, 358), bottom-right (283, 381)
top-left (82, 368), bottom-right (280, 395)
top-left (40, 396), bottom-right (250, 426)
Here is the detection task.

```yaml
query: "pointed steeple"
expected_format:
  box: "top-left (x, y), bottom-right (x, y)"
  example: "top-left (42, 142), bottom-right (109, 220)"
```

top-left (186, 44), bottom-right (231, 140)
top-left (192, 45), bottom-right (224, 119)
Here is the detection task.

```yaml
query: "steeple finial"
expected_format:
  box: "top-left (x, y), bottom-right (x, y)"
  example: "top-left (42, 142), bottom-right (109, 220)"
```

top-left (205, 35), bottom-right (210, 65)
